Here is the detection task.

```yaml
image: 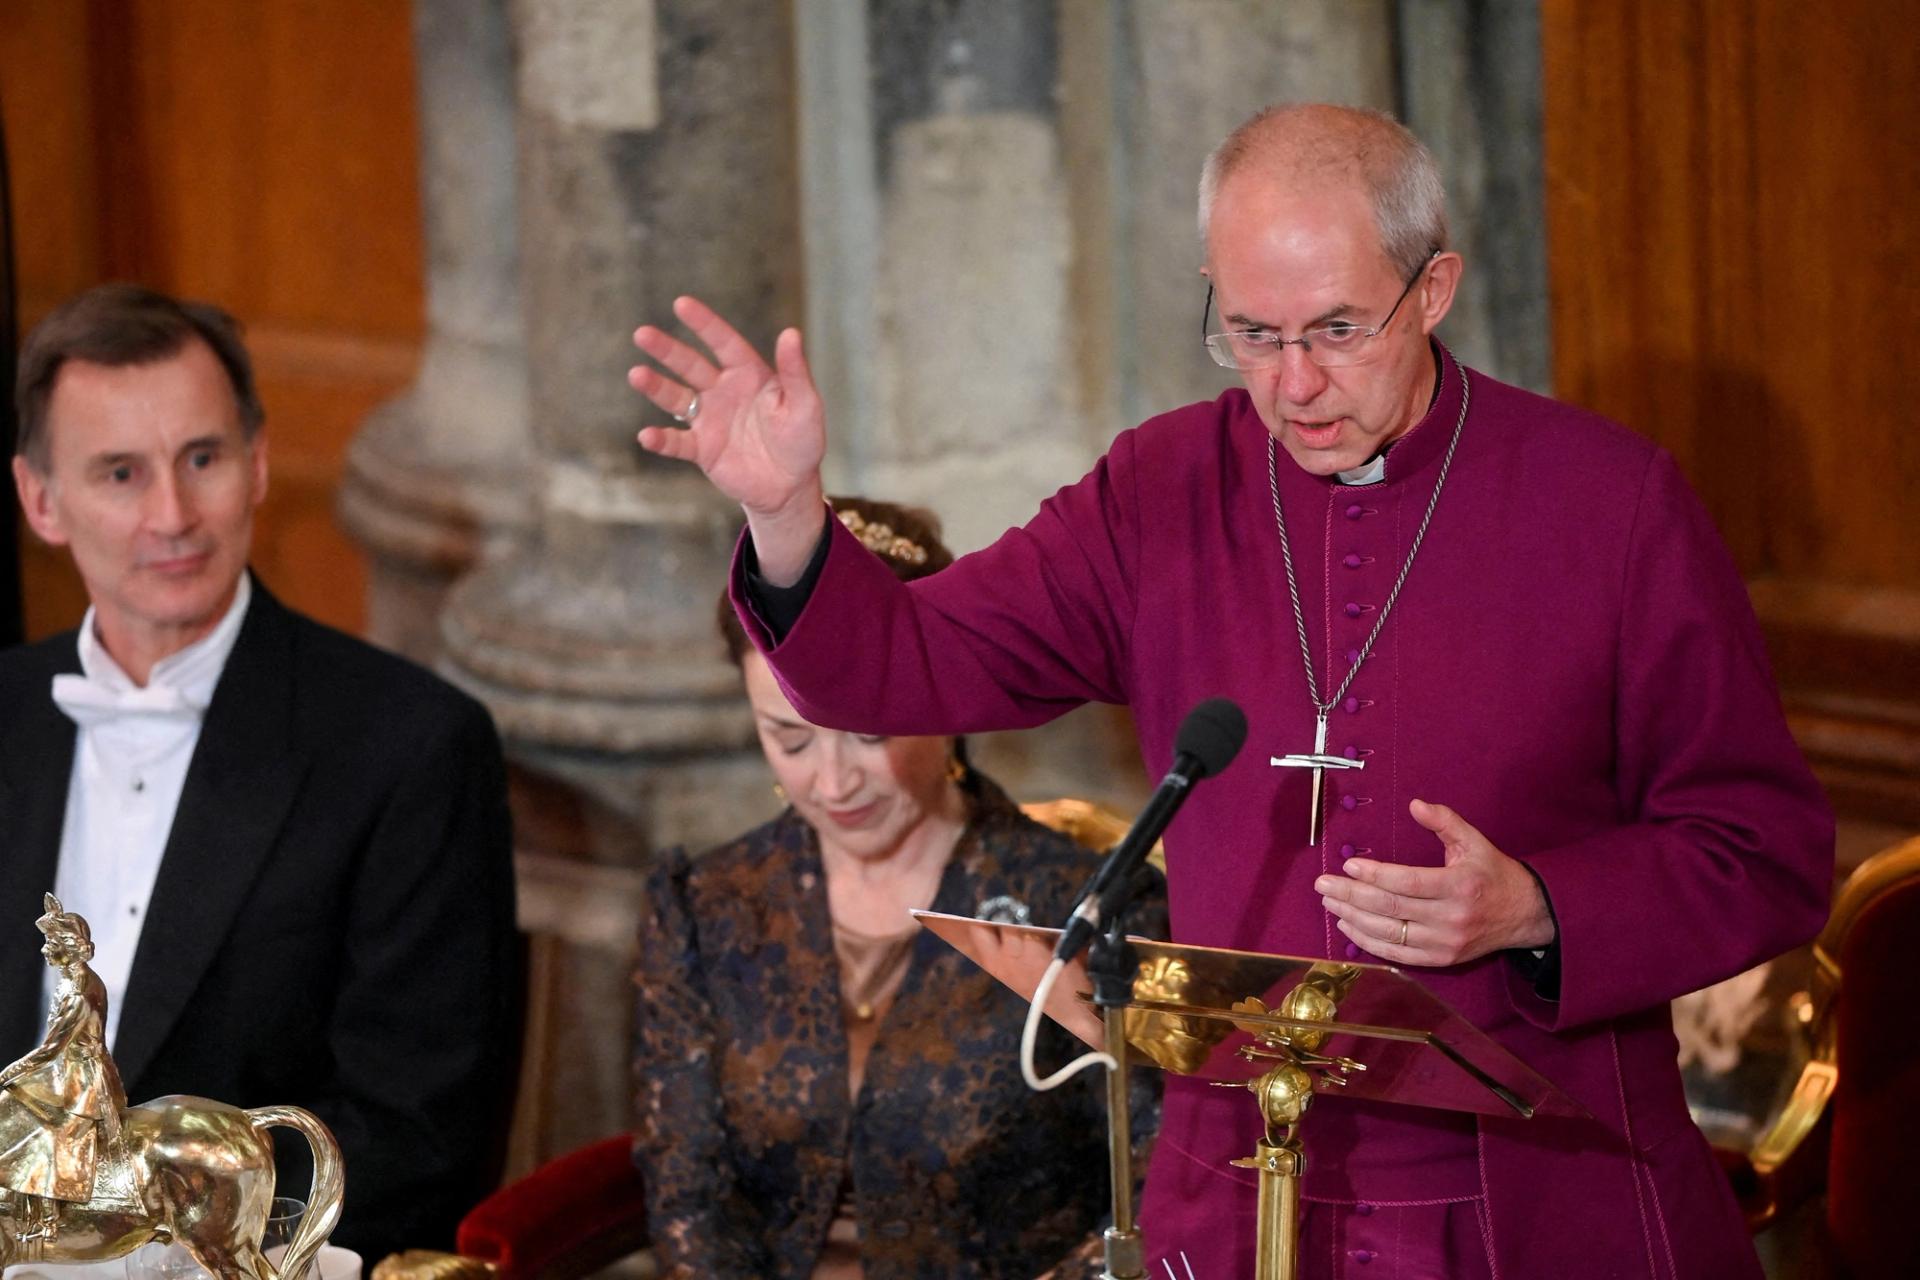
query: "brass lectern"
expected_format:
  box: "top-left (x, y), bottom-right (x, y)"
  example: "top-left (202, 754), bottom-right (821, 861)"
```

top-left (915, 911), bottom-right (1582, 1280)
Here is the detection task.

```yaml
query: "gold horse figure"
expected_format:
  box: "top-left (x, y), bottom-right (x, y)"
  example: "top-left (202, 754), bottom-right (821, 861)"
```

top-left (0, 896), bottom-right (343, 1279)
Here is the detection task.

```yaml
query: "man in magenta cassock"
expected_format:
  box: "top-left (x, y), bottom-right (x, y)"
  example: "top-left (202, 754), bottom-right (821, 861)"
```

top-left (627, 104), bottom-right (1833, 1279)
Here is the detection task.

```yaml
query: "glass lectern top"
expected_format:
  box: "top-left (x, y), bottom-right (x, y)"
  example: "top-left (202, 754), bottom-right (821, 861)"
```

top-left (914, 910), bottom-right (1584, 1122)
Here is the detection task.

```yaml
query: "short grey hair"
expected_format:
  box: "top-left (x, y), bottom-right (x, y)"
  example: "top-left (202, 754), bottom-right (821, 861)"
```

top-left (1197, 103), bottom-right (1449, 280)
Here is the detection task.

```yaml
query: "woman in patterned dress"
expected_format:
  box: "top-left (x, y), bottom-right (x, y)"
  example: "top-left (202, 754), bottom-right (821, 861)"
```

top-left (632, 497), bottom-right (1161, 1280)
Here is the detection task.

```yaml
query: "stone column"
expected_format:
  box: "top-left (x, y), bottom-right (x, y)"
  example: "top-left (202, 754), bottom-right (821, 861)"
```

top-left (800, 0), bottom-right (1087, 554)
top-left (337, 0), bottom-right (536, 662)
top-left (794, 0), bottom-right (1149, 806)
top-left (1396, 0), bottom-right (1552, 391)
top-left (438, 0), bottom-right (800, 1164)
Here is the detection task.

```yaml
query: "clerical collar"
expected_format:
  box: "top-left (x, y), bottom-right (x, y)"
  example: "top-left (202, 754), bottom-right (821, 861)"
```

top-left (1335, 454), bottom-right (1388, 485)
top-left (1330, 343), bottom-right (1447, 487)
top-left (75, 573), bottom-right (253, 706)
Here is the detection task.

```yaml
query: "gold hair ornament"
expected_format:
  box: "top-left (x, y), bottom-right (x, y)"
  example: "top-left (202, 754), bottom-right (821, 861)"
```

top-left (836, 508), bottom-right (929, 566)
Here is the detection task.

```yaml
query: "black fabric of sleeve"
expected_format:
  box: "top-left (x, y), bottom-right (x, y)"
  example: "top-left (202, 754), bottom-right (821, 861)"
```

top-left (1504, 861), bottom-right (1562, 1001)
top-left (741, 507), bottom-right (834, 641)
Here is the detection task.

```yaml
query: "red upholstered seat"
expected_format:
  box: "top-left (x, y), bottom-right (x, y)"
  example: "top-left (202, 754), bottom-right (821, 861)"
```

top-left (1713, 835), bottom-right (1920, 1277)
top-left (453, 1135), bottom-right (649, 1280)
top-left (1823, 846), bottom-right (1920, 1276)
top-left (373, 1136), bottom-right (648, 1280)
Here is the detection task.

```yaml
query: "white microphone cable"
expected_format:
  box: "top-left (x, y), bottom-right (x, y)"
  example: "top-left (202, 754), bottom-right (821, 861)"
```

top-left (1020, 955), bottom-right (1118, 1091)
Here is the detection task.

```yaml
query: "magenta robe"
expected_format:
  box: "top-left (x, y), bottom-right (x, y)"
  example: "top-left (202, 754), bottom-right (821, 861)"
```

top-left (732, 348), bottom-right (1833, 1278)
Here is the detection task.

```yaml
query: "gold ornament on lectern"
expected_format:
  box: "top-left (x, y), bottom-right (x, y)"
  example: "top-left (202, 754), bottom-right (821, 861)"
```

top-left (915, 911), bottom-right (1584, 1280)
top-left (0, 895), bottom-right (344, 1279)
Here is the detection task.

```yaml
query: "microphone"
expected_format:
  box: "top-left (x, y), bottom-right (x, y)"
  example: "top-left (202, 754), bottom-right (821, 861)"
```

top-left (1052, 697), bottom-right (1247, 963)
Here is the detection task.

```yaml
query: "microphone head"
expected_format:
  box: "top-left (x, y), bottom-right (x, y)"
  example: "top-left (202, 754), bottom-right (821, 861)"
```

top-left (1174, 697), bottom-right (1248, 779)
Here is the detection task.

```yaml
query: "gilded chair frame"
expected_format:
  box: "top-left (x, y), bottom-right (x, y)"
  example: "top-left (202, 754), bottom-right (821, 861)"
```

top-left (1739, 835), bottom-right (1920, 1226)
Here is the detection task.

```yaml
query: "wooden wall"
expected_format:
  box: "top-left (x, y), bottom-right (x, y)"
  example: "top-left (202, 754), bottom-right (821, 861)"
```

top-left (1, 0), bottom-right (424, 641)
top-left (1542, 1), bottom-right (1920, 834)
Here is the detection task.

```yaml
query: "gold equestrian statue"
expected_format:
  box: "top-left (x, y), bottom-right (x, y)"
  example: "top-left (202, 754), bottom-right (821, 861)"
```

top-left (0, 895), bottom-right (343, 1279)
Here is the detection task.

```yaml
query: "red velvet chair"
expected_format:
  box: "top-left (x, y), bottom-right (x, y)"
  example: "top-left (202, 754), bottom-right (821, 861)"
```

top-left (1716, 835), bottom-right (1920, 1277)
top-left (374, 1136), bottom-right (647, 1280)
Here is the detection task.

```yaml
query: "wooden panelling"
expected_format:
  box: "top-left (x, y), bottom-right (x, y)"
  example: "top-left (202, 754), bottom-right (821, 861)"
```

top-left (1543, 4), bottom-right (1762, 567)
top-left (1543, 1), bottom-right (1920, 825)
top-left (4, 0), bottom-right (425, 641)
top-left (0, 2), bottom-right (104, 310)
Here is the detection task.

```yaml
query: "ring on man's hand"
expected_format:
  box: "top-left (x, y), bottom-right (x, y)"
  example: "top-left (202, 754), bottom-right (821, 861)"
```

top-left (1398, 919), bottom-right (1409, 946)
top-left (673, 393), bottom-right (701, 424)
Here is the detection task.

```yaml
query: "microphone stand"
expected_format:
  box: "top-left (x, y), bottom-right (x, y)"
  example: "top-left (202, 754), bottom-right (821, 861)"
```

top-left (1088, 913), bottom-right (1144, 1280)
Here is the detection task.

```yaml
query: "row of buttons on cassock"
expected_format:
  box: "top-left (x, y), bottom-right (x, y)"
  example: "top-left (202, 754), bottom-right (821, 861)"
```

top-left (1335, 503), bottom-right (1378, 964)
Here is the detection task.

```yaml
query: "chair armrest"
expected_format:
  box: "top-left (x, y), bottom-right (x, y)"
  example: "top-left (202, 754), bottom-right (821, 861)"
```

top-left (1751, 1058), bottom-right (1836, 1176)
top-left (1716, 1057), bottom-right (1835, 1231)
top-left (454, 1135), bottom-right (651, 1280)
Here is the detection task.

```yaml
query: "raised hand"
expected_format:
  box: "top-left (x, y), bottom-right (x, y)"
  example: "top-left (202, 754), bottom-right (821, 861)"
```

top-left (629, 296), bottom-right (828, 582)
top-left (1313, 798), bottom-right (1556, 967)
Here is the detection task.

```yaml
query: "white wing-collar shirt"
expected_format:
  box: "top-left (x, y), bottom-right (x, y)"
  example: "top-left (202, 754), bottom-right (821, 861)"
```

top-left (45, 574), bottom-right (253, 1050)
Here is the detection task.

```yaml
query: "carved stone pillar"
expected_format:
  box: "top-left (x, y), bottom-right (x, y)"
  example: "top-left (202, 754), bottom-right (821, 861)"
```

top-left (788, 1), bottom-right (1141, 807)
top-left (798, 0), bottom-right (1082, 553)
top-left (338, 0), bottom-right (536, 662)
top-left (439, 0), bottom-right (799, 1164)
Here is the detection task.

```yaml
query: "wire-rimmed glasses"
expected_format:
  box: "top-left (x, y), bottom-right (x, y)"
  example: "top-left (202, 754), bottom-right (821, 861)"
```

top-left (1202, 248), bottom-right (1439, 370)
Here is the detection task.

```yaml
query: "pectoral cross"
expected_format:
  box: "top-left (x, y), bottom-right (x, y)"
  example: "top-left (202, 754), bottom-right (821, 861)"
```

top-left (1269, 712), bottom-right (1365, 844)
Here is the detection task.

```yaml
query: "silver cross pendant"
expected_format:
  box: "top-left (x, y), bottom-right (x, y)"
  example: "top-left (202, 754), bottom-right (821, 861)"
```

top-left (1269, 712), bottom-right (1364, 844)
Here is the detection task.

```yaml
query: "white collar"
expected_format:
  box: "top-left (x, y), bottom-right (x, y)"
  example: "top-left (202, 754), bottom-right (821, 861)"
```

top-left (75, 574), bottom-right (253, 710)
top-left (1335, 453), bottom-right (1389, 486)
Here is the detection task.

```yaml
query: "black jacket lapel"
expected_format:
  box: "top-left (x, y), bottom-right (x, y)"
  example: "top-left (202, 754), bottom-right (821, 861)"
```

top-left (0, 638), bottom-right (81, 1054)
top-left (113, 586), bottom-right (308, 1088)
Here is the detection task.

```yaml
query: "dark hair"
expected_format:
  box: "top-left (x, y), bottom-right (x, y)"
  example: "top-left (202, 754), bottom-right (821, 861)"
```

top-left (719, 496), bottom-right (972, 777)
top-left (716, 495), bottom-right (955, 666)
top-left (14, 283), bottom-right (265, 472)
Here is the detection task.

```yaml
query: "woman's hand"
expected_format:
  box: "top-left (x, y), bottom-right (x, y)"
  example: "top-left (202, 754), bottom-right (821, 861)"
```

top-left (629, 296), bottom-right (828, 583)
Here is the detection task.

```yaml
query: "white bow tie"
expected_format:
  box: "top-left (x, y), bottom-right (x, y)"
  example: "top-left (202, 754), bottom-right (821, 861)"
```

top-left (51, 674), bottom-right (204, 728)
